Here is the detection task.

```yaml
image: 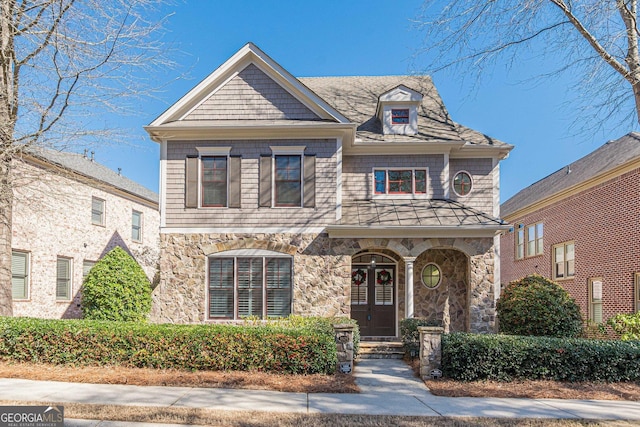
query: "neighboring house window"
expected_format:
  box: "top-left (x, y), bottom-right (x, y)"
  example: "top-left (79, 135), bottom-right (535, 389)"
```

top-left (635, 273), bottom-right (640, 313)
top-left (553, 242), bottom-right (575, 280)
top-left (82, 260), bottom-right (96, 282)
top-left (11, 251), bottom-right (29, 300)
top-left (526, 223), bottom-right (544, 256)
top-left (91, 197), bottom-right (105, 226)
top-left (274, 155), bottom-right (302, 207)
top-left (374, 169), bottom-right (427, 195)
top-left (131, 210), bottom-right (143, 242)
top-left (208, 254), bottom-right (292, 320)
top-left (588, 278), bottom-right (603, 323)
top-left (452, 171), bottom-right (473, 196)
top-left (391, 109), bottom-right (409, 124)
top-left (515, 228), bottom-right (525, 260)
top-left (56, 257), bottom-right (72, 300)
top-left (202, 156), bottom-right (228, 207)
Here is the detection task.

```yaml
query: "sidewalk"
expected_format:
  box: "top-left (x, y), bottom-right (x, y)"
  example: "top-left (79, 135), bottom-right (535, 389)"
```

top-left (0, 359), bottom-right (639, 426)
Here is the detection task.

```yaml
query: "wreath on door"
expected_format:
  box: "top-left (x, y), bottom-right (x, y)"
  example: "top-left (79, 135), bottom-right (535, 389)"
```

top-left (376, 269), bottom-right (392, 287)
top-left (351, 269), bottom-right (367, 286)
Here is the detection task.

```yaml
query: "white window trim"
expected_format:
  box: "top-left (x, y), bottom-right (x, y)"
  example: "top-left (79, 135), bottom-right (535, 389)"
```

top-left (91, 196), bottom-right (106, 226)
top-left (11, 250), bottom-right (30, 301)
top-left (271, 148), bottom-right (305, 208)
top-left (451, 170), bottom-right (474, 197)
top-left (132, 210), bottom-right (143, 243)
top-left (371, 167), bottom-right (429, 199)
top-left (198, 153), bottom-right (230, 209)
top-left (588, 277), bottom-right (603, 323)
top-left (56, 256), bottom-right (73, 302)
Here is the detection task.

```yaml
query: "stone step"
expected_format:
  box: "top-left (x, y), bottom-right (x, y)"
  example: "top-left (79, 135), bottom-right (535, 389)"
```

top-left (358, 341), bottom-right (405, 360)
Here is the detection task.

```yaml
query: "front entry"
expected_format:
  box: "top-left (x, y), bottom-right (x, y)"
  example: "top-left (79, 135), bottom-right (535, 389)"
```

top-left (350, 253), bottom-right (396, 337)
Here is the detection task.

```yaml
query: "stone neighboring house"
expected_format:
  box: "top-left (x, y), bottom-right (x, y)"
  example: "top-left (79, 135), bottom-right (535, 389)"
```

top-left (500, 132), bottom-right (640, 323)
top-left (145, 43), bottom-right (512, 336)
top-left (11, 148), bottom-right (160, 318)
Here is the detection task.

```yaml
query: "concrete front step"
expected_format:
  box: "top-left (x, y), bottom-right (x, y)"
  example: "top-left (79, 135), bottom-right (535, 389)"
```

top-left (358, 341), bottom-right (405, 359)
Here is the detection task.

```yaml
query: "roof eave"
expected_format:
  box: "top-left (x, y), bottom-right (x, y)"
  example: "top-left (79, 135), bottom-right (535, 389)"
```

top-left (326, 224), bottom-right (510, 239)
top-left (144, 123), bottom-right (357, 142)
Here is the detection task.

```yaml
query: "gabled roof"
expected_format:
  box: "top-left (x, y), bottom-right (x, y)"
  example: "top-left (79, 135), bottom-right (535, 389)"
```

top-left (21, 148), bottom-right (159, 205)
top-left (501, 132), bottom-right (640, 218)
top-left (147, 42), bottom-right (350, 140)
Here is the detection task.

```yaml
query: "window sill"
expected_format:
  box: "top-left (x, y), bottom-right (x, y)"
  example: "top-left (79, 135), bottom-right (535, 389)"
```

top-left (553, 276), bottom-right (575, 282)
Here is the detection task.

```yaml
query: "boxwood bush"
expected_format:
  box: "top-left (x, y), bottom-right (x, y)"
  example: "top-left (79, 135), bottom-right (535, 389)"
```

top-left (0, 316), bottom-right (358, 375)
top-left (497, 275), bottom-right (583, 338)
top-left (442, 332), bottom-right (640, 381)
top-left (400, 317), bottom-right (441, 356)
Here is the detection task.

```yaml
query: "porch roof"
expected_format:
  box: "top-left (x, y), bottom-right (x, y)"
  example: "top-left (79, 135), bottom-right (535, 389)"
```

top-left (327, 199), bottom-right (509, 238)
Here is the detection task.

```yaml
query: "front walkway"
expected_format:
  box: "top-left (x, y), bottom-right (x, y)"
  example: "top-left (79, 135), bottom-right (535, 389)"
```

top-left (0, 359), bottom-right (638, 425)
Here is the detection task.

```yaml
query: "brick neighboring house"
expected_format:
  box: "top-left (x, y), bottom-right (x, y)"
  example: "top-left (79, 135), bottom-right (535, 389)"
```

top-left (500, 132), bottom-right (640, 323)
top-left (145, 43), bottom-right (513, 336)
top-left (11, 148), bottom-right (160, 318)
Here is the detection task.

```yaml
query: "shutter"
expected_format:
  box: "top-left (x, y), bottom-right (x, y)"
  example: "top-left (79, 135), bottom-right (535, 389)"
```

top-left (56, 258), bottom-right (70, 300)
top-left (259, 155), bottom-right (272, 208)
top-left (303, 155), bottom-right (315, 208)
top-left (228, 155), bottom-right (242, 208)
top-left (185, 156), bottom-right (199, 208)
top-left (11, 252), bottom-right (27, 299)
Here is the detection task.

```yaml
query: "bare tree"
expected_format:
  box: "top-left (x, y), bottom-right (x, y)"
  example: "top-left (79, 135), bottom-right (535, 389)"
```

top-left (414, 1), bottom-right (640, 129)
top-left (0, 0), bottom-right (172, 316)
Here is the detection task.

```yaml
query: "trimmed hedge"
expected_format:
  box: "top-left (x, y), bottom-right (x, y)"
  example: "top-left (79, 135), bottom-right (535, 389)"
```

top-left (400, 318), bottom-right (441, 356)
top-left (0, 316), bottom-right (358, 375)
top-left (442, 332), bottom-right (640, 382)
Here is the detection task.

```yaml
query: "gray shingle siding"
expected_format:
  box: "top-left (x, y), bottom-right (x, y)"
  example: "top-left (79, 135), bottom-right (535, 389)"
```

top-left (342, 154), bottom-right (445, 200)
top-left (186, 64), bottom-right (321, 121)
top-left (449, 158), bottom-right (494, 214)
top-left (165, 139), bottom-right (337, 228)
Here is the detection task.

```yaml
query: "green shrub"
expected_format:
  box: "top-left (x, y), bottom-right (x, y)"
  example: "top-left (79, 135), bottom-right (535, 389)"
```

top-left (497, 275), bottom-right (583, 338)
top-left (81, 247), bottom-right (151, 321)
top-left (442, 332), bottom-right (640, 382)
top-left (400, 318), bottom-right (440, 356)
top-left (608, 312), bottom-right (640, 340)
top-left (0, 316), bottom-right (341, 374)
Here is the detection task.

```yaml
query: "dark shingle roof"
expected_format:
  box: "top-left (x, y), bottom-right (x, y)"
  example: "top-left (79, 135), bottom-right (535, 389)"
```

top-left (25, 148), bottom-right (158, 204)
top-left (340, 199), bottom-right (504, 227)
top-left (501, 132), bottom-right (640, 217)
top-left (299, 75), bottom-right (508, 146)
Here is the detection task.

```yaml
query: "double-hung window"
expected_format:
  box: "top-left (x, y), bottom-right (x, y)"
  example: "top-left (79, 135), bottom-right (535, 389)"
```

top-left (91, 197), bottom-right (105, 226)
top-left (515, 228), bottom-right (525, 260)
top-left (202, 156), bottom-right (228, 207)
top-left (553, 242), bottom-right (575, 280)
top-left (588, 278), bottom-right (603, 323)
top-left (374, 168), bottom-right (427, 195)
top-left (56, 257), bottom-right (72, 300)
top-left (635, 273), bottom-right (640, 313)
top-left (391, 109), bottom-right (409, 124)
top-left (526, 223), bottom-right (543, 256)
top-left (131, 210), bottom-right (142, 242)
top-left (274, 155), bottom-right (302, 207)
top-left (208, 250), bottom-right (292, 319)
top-left (11, 251), bottom-right (29, 300)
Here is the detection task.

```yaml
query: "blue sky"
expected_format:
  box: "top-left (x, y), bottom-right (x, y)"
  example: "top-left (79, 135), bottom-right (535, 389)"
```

top-left (96, 0), bottom-right (637, 204)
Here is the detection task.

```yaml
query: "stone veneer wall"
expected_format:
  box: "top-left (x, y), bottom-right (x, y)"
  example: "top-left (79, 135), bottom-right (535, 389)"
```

top-left (153, 233), bottom-right (498, 333)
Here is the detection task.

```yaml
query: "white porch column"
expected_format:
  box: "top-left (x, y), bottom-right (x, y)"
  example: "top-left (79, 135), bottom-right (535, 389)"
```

top-left (404, 257), bottom-right (417, 318)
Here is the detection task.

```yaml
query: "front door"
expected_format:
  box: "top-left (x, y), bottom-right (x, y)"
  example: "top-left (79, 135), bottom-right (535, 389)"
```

top-left (350, 255), bottom-right (396, 337)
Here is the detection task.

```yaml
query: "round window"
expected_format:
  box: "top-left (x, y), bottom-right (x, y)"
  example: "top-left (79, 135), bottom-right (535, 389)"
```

top-left (453, 171), bottom-right (473, 196)
top-left (421, 263), bottom-right (441, 289)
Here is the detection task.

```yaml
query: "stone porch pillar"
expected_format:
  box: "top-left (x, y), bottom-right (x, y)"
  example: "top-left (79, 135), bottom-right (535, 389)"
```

top-left (404, 257), bottom-right (416, 318)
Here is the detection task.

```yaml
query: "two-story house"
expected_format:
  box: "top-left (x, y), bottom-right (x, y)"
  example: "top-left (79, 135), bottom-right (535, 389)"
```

top-left (11, 148), bottom-right (160, 318)
top-left (145, 43), bottom-right (512, 336)
top-left (501, 133), bottom-right (640, 324)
